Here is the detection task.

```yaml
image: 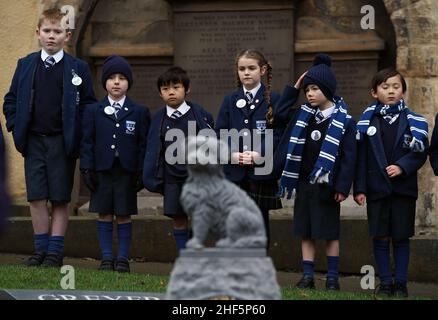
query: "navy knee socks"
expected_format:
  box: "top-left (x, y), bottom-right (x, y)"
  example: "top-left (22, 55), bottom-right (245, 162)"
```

top-left (117, 222), bottom-right (132, 260)
top-left (97, 221), bottom-right (113, 260)
top-left (393, 239), bottom-right (410, 284)
top-left (373, 239), bottom-right (392, 284)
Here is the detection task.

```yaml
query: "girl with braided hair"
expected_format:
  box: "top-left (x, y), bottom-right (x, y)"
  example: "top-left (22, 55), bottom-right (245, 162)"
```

top-left (215, 49), bottom-right (286, 248)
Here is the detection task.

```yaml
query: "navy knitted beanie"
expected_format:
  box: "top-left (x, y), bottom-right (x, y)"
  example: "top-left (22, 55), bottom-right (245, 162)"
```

top-left (101, 55), bottom-right (133, 90)
top-left (302, 53), bottom-right (336, 101)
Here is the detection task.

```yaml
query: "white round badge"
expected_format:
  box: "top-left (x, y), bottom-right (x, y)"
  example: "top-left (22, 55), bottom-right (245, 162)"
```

top-left (250, 105), bottom-right (255, 110)
top-left (367, 126), bottom-right (377, 136)
top-left (72, 75), bottom-right (83, 86)
top-left (104, 106), bottom-right (115, 115)
top-left (311, 130), bottom-right (321, 141)
top-left (236, 99), bottom-right (247, 108)
top-left (124, 107), bottom-right (128, 111)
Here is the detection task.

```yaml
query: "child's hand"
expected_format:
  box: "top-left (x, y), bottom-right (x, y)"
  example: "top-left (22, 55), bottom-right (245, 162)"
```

top-left (386, 165), bottom-right (402, 178)
top-left (231, 152), bottom-right (241, 164)
top-left (232, 152), bottom-right (251, 166)
top-left (354, 193), bottom-right (366, 206)
top-left (243, 151), bottom-right (261, 165)
top-left (240, 151), bottom-right (255, 165)
top-left (294, 71), bottom-right (308, 89)
top-left (334, 192), bottom-right (347, 203)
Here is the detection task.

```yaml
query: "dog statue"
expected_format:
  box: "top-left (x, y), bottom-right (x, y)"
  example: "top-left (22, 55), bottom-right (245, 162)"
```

top-left (181, 135), bottom-right (267, 249)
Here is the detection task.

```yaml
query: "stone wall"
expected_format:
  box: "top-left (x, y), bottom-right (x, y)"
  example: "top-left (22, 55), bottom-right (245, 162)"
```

top-left (383, 0), bottom-right (438, 232)
top-left (83, 0), bottom-right (173, 112)
top-left (1, 0), bottom-right (438, 233)
top-left (0, 1), bottom-right (42, 198)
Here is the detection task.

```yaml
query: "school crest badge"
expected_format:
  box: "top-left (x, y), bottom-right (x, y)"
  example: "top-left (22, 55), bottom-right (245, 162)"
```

top-left (403, 133), bottom-right (413, 149)
top-left (256, 120), bottom-right (266, 134)
top-left (125, 120), bottom-right (136, 135)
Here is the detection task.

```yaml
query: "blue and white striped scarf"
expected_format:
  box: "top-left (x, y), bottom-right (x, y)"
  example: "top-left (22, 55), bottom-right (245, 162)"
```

top-left (278, 96), bottom-right (351, 199)
top-left (356, 99), bottom-right (428, 152)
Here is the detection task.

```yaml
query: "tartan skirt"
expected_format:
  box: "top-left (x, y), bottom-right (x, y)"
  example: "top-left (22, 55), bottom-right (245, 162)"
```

top-left (238, 178), bottom-right (282, 211)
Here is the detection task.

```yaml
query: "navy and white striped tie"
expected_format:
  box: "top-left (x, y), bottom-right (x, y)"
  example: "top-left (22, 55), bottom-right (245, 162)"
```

top-left (113, 102), bottom-right (122, 118)
top-left (245, 91), bottom-right (254, 104)
top-left (171, 110), bottom-right (183, 119)
top-left (383, 113), bottom-right (399, 124)
top-left (44, 56), bottom-right (56, 69)
top-left (381, 105), bottom-right (399, 124)
top-left (315, 110), bottom-right (325, 124)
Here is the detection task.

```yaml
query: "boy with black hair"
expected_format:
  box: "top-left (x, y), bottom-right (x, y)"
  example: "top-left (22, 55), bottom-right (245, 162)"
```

top-left (143, 66), bottom-right (214, 251)
top-left (354, 69), bottom-right (428, 298)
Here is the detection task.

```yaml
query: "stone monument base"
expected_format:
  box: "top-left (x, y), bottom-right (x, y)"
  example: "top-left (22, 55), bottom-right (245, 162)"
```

top-left (165, 248), bottom-right (281, 300)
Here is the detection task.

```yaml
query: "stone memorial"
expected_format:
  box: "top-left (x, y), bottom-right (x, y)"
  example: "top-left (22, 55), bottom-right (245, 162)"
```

top-left (165, 136), bottom-right (281, 300)
top-left (173, 1), bottom-right (295, 116)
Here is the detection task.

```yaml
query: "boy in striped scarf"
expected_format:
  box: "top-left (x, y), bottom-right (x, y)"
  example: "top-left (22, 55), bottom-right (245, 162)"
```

top-left (275, 54), bottom-right (357, 291)
top-left (354, 69), bottom-right (428, 298)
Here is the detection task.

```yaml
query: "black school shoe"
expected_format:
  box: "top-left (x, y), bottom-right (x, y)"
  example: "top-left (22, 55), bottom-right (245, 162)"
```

top-left (393, 282), bottom-right (409, 298)
top-left (296, 276), bottom-right (315, 289)
top-left (99, 259), bottom-right (115, 271)
top-left (24, 251), bottom-right (46, 267)
top-left (325, 277), bottom-right (340, 291)
top-left (41, 252), bottom-right (64, 267)
top-left (376, 282), bottom-right (393, 298)
top-left (115, 258), bottom-right (130, 273)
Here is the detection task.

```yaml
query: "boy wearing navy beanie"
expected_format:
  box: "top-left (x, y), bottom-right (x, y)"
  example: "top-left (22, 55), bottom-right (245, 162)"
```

top-left (80, 55), bottom-right (151, 272)
top-left (274, 54), bottom-right (357, 291)
top-left (302, 54), bottom-right (337, 102)
top-left (100, 55), bottom-right (134, 91)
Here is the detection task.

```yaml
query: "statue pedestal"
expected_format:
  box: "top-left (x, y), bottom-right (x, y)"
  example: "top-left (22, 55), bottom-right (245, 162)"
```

top-left (165, 248), bottom-right (281, 300)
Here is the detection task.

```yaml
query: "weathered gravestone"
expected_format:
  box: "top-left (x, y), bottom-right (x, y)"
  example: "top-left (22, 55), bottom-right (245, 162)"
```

top-left (173, 1), bottom-right (295, 117)
top-left (165, 136), bottom-right (281, 300)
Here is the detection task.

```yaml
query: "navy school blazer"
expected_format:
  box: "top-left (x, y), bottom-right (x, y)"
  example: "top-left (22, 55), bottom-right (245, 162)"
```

top-left (429, 112), bottom-right (438, 175)
top-left (142, 102), bottom-right (214, 194)
top-left (273, 85), bottom-right (357, 200)
top-left (354, 112), bottom-right (428, 201)
top-left (273, 85), bottom-right (302, 127)
top-left (2, 51), bottom-right (96, 158)
top-left (80, 96), bottom-right (151, 173)
top-left (214, 84), bottom-right (285, 182)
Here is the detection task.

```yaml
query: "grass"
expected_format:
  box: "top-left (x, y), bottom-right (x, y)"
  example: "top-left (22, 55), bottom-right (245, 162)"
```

top-left (0, 264), bottom-right (427, 300)
top-left (281, 286), bottom-right (375, 300)
top-left (0, 264), bottom-right (168, 293)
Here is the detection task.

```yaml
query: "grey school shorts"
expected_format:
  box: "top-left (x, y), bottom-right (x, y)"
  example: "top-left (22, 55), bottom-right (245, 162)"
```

top-left (24, 134), bottom-right (75, 203)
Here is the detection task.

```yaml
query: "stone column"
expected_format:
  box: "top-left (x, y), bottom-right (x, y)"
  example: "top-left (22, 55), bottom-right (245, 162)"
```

top-left (384, 0), bottom-right (438, 233)
top-left (0, 1), bottom-right (42, 199)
